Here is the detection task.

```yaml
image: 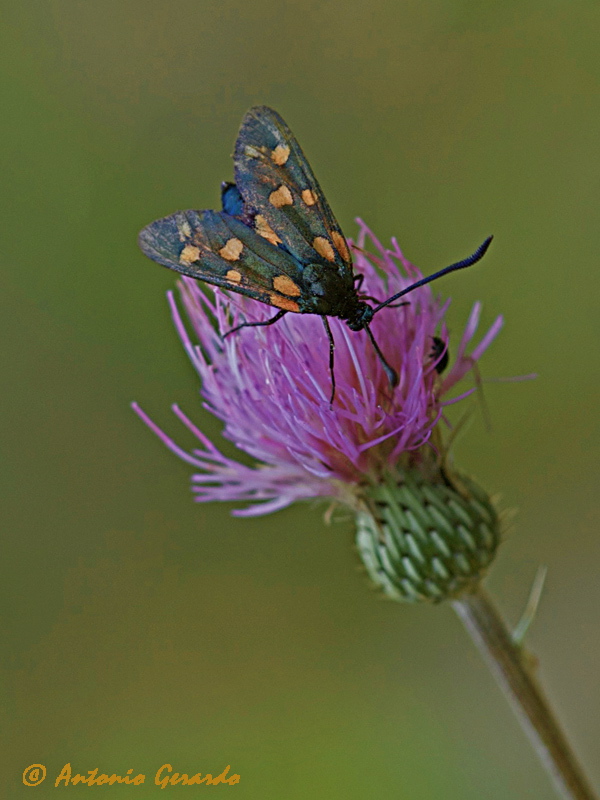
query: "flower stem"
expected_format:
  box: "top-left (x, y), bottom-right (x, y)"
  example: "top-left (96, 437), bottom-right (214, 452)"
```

top-left (452, 586), bottom-right (596, 800)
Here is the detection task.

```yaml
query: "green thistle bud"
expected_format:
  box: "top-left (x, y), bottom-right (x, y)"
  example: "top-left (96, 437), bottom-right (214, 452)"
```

top-left (356, 469), bottom-right (501, 602)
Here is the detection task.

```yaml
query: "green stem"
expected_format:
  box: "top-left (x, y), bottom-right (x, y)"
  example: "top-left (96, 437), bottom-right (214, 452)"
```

top-left (452, 586), bottom-right (596, 800)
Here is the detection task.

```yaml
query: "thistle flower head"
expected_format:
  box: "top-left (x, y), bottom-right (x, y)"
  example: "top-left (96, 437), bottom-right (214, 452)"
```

top-left (134, 222), bottom-right (505, 600)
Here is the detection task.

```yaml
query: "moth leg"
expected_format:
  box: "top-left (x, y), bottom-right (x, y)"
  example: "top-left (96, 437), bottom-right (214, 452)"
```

top-left (223, 309), bottom-right (288, 338)
top-left (373, 300), bottom-right (409, 309)
top-left (355, 273), bottom-right (408, 307)
top-left (322, 316), bottom-right (336, 405)
top-left (364, 325), bottom-right (398, 388)
top-left (359, 293), bottom-right (383, 304)
top-left (359, 293), bottom-right (410, 309)
top-left (354, 272), bottom-right (383, 303)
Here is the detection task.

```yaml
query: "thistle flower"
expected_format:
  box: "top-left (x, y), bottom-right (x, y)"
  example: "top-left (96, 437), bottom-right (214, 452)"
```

top-left (133, 221), bottom-right (504, 601)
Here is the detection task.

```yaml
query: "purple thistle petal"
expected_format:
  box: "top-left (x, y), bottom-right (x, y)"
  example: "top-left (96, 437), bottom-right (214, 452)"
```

top-left (470, 315), bottom-right (505, 362)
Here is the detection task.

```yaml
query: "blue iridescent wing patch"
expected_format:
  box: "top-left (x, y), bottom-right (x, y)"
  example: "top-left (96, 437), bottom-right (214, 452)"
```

top-left (220, 182), bottom-right (245, 217)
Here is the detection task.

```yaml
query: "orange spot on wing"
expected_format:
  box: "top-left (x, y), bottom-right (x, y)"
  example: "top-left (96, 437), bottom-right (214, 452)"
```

top-left (269, 293), bottom-right (300, 312)
top-left (271, 145), bottom-right (290, 165)
top-left (226, 269), bottom-right (242, 283)
top-left (269, 185), bottom-right (293, 208)
top-left (255, 215), bottom-right (282, 246)
top-left (273, 275), bottom-right (301, 296)
top-left (313, 236), bottom-right (335, 262)
top-left (331, 230), bottom-right (350, 263)
top-left (180, 244), bottom-right (201, 264)
top-left (302, 189), bottom-right (317, 206)
top-left (219, 238), bottom-right (244, 261)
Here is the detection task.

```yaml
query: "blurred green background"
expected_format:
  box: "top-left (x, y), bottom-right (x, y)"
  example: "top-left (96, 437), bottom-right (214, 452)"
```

top-left (1, 1), bottom-right (598, 797)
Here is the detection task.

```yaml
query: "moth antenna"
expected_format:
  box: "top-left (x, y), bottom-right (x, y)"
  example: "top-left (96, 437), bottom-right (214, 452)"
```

top-left (372, 236), bottom-right (493, 315)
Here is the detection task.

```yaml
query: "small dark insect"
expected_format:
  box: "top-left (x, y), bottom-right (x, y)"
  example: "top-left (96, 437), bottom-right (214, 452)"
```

top-left (139, 106), bottom-right (492, 403)
top-left (430, 336), bottom-right (450, 374)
